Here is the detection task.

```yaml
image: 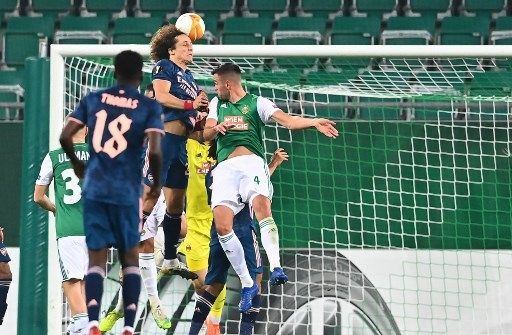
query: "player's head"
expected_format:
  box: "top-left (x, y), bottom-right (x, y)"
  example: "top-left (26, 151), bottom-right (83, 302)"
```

top-left (113, 50), bottom-right (143, 86)
top-left (211, 63), bottom-right (242, 100)
top-left (150, 24), bottom-right (193, 64)
top-left (64, 114), bottom-right (87, 142)
top-left (144, 83), bottom-right (155, 99)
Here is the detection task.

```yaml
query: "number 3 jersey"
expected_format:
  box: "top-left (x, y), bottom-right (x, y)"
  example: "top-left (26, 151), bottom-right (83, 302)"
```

top-left (36, 143), bottom-right (89, 238)
top-left (69, 85), bottom-right (164, 205)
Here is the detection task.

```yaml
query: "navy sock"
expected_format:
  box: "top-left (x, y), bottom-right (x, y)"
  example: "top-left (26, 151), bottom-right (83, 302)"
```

top-left (240, 294), bottom-right (260, 335)
top-left (0, 279), bottom-right (9, 325)
top-left (85, 267), bottom-right (105, 322)
top-left (189, 291), bottom-right (216, 335)
top-left (122, 267), bottom-right (141, 328)
top-left (163, 212), bottom-right (181, 259)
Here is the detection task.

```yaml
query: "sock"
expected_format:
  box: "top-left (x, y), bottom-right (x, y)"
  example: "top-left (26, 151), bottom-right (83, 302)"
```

top-left (0, 279), bottom-right (11, 325)
top-left (189, 291), bottom-right (216, 335)
top-left (122, 266), bottom-right (141, 328)
top-left (139, 253), bottom-right (160, 307)
top-left (122, 325), bottom-right (135, 334)
top-left (218, 231), bottom-right (253, 288)
top-left (239, 294), bottom-right (261, 335)
top-left (85, 266), bottom-right (105, 322)
top-left (258, 217), bottom-right (282, 270)
top-left (209, 285), bottom-right (226, 324)
top-left (114, 289), bottom-right (124, 313)
top-left (72, 313), bottom-right (89, 333)
top-left (163, 212), bottom-right (182, 260)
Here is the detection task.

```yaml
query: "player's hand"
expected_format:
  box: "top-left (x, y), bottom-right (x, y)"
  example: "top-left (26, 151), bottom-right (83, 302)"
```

top-left (72, 161), bottom-right (85, 179)
top-left (213, 121), bottom-right (235, 135)
top-left (313, 118), bottom-right (338, 138)
top-left (194, 91), bottom-right (209, 110)
top-left (270, 148), bottom-right (289, 168)
top-left (0, 227), bottom-right (4, 243)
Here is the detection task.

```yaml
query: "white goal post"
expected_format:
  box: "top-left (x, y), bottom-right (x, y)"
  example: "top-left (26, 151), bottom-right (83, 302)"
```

top-left (47, 44), bottom-right (512, 335)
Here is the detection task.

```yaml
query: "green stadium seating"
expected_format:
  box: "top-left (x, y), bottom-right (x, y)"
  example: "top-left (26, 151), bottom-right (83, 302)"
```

top-left (112, 17), bottom-right (164, 44)
top-left (0, 69), bottom-right (24, 120)
top-left (492, 17), bottom-right (512, 45)
top-left (245, 0), bottom-right (289, 19)
top-left (221, 17), bottom-right (273, 45)
top-left (55, 16), bottom-right (109, 44)
top-left (381, 16), bottom-right (435, 45)
top-left (138, 0), bottom-right (180, 18)
top-left (300, 0), bottom-right (342, 18)
top-left (193, 0), bottom-right (233, 21)
top-left (4, 16), bottom-right (54, 66)
top-left (30, 0), bottom-right (72, 18)
top-left (354, 0), bottom-right (397, 18)
top-left (439, 16), bottom-right (490, 45)
top-left (464, 0), bottom-right (504, 17)
top-left (82, 0), bottom-right (127, 18)
top-left (408, 0), bottom-right (450, 19)
top-left (0, 0), bottom-right (19, 22)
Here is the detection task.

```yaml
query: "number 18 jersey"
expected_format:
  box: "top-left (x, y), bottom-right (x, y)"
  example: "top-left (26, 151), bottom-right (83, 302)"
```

top-left (69, 85), bottom-right (164, 205)
top-left (36, 144), bottom-right (89, 238)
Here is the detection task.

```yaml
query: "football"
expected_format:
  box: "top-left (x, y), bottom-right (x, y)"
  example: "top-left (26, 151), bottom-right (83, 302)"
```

top-left (175, 13), bottom-right (205, 42)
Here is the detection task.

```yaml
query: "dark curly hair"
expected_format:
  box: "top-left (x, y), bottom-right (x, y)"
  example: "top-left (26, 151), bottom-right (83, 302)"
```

top-left (150, 24), bottom-right (186, 62)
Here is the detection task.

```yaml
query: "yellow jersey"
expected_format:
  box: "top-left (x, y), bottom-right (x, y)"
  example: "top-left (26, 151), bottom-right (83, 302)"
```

top-left (186, 139), bottom-right (215, 229)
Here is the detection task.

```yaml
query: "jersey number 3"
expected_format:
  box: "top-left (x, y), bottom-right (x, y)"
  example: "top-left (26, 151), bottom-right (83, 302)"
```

top-left (92, 110), bottom-right (132, 158)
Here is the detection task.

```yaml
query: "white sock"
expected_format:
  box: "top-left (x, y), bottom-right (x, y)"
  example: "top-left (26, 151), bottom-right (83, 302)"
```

top-left (139, 253), bottom-right (160, 307)
top-left (71, 313), bottom-right (88, 333)
top-left (162, 258), bottom-right (179, 268)
top-left (218, 231), bottom-right (254, 288)
top-left (114, 289), bottom-right (124, 313)
top-left (259, 217), bottom-right (282, 271)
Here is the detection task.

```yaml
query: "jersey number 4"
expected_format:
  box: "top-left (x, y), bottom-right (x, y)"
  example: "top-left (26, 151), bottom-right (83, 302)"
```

top-left (92, 110), bottom-right (133, 158)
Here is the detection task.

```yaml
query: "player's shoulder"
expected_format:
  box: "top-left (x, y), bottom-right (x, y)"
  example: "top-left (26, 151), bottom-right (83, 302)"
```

top-left (153, 59), bottom-right (176, 76)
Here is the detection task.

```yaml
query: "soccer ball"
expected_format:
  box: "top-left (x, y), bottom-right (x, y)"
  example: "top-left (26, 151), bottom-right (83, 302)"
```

top-left (175, 13), bottom-right (205, 42)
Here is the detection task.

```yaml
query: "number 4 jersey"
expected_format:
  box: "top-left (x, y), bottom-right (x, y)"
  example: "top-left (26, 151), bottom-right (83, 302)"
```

top-left (69, 85), bottom-right (164, 205)
top-left (36, 143), bottom-right (89, 238)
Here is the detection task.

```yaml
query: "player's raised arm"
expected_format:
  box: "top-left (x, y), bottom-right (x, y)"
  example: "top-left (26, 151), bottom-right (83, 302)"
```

top-left (271, 110), bottom-right (339, 138)
top-left (268, 148), bottom-right (289, 176)
top-left (152, 79), bottom-right (208, 111)
top-left (146, 131), bottom-right (162, 197)
top-left (33, 153), bottom-right (56, 213)
top-left (59, 119), bottom-right (86, 178)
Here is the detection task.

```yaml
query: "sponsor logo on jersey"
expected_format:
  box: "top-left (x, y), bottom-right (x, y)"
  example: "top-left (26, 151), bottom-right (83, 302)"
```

top-left (220, 103), bottom-right (227, 108)
top-left (196, 162), bottom-right (212, 175)
top-left (224, 116), bottom-right (248, 130)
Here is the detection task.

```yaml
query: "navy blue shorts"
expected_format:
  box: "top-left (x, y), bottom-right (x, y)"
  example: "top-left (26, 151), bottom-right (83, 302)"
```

top-left (0, 242), bottom-right (10, 263)
top-left (205, 218), bottom-right (263, 285)
top-left (83, 198), bottom-right (141, 250)
top-left (144, 132), bottom-right (188, 189)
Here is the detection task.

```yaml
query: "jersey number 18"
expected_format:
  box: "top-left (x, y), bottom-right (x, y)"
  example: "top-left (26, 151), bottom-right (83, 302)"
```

top-left (92, 110), bottom-right (132, 158)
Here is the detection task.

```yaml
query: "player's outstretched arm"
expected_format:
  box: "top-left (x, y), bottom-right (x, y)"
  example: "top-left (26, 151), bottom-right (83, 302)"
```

top-left (59, 120), bottom-right (85, 178)
top-left (271, 110), bottom-right (339, 138)
top-left (33, 184), bottom-right (56, 213)
top-left (153, 79), bottom-right (209, 111)
top-left (146, 131), bottom-right (162, 197)
top-left (268, 148), bottom-right (289, 176)
top-left (202, 118), bottom-right (235, 141)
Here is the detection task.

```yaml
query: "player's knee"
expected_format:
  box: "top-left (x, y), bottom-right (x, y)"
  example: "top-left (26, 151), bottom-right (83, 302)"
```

top-left (139, 238), bottom-right (154, 253)
top-left (252, 196), bottom-right (271, 218)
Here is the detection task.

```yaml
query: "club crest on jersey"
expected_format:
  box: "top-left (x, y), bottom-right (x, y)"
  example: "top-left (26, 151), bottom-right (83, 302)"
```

top-left (152, 66), bottom-right (162, 75)
top-left (224, 116), bottom-right (249, 130)
top-left (241, 105), bottom-right (249, 114)
top-left (0, 247), bottom-right (7, 256)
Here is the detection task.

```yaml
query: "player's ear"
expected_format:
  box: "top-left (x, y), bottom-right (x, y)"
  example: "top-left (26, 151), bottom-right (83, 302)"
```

top-left (168, 48), bottom-right (174, 56)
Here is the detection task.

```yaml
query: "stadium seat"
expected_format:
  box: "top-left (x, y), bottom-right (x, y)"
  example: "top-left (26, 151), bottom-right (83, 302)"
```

top-left (243, 0), bottom-right (289, 19)
top-left (0, 69), bottom-right (24, 120)
top-left (112, 17), bottom-right (164, 44)
top-left (439, 16), bottom-right (490, 45)
top-left (299, 0), bottom-right (342, 18)
top-left (81, 0), bottom-right (127, 18)
top-left (29, 0), bottom-right (72, 18)
top-left (352, 0), bottom-right (397, 19)
top-left (221, 17), bottom-right (273, 45)
top-left (137, 0), bottom-right (181, 18)
top-left (192, 0), bottom-right (234, 21)
top-left (55, 16), bottom-right (109, 44)
top-left (0, 0), bottom-right (19, 23)
top-left (464, 0), bottom-right (505, 18)
top-left (381, 16), bottom-right (435, 45)
top-left (274, 16), bottom-right (326, 44)
top-left (491, 16), bottom-right (512, 45)
top-left (408, 0), bottom-right (450, 19)
top-left (3, 16), bottom-right (54, 66)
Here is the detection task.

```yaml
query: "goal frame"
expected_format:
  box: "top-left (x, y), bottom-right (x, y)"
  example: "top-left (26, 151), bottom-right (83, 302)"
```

top-left (46, 43), bottom-right (512, 335)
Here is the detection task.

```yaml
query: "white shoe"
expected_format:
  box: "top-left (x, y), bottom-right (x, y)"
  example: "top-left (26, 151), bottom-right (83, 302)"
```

top-left (159, 260), bottom-right (198, 280)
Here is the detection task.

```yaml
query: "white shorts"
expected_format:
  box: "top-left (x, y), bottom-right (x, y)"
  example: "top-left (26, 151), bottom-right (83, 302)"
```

top-left (210, 154), bottom-right (272, 215)
top-left (140, 192), bottom-right (166, 242)
top-left (57, 236), bottom-right (88, 281)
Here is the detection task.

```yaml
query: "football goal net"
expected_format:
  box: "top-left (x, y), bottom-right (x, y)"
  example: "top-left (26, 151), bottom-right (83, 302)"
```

top-left (43, 44), bottom-right (512, 335)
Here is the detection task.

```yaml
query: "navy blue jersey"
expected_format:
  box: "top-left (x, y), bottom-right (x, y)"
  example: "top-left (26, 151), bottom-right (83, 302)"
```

top-left (70, 85), bottom-right (164, 205)
top-left (152, 59), bottom-right (199, 128)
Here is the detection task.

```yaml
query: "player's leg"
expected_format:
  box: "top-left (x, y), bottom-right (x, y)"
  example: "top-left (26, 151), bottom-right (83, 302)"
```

top-left (0, 241), bottom-right (12, 326)
top-left (118, 246), bottom-right (141, 334)
top-left (85, 248), bottom-right (108, 335)
top-left (239, 274), bottom-right (262, 335)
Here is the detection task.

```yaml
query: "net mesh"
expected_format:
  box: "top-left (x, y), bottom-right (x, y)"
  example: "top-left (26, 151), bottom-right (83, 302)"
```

top-left (59, 55), bottom-right (512, 335)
